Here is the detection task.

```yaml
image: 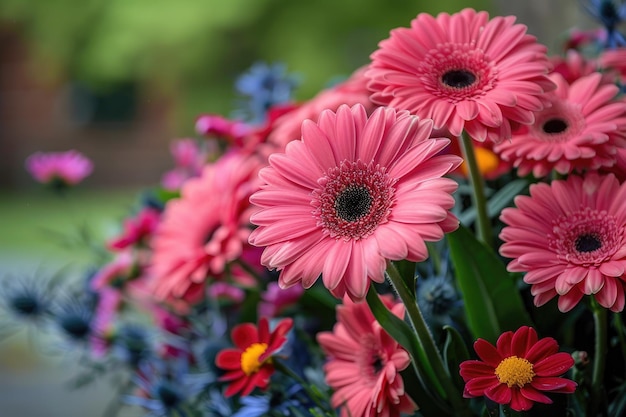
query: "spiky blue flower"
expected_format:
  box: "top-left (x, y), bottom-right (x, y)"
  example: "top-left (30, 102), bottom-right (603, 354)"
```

top-left (581, 0), bottom-right (626, 47)
top-left (234, 62), bottom-right (299, 124)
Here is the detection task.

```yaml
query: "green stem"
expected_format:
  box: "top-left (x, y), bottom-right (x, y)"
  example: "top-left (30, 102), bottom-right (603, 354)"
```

top-left (273, 359), bottom-right (330, 413)
top-left (385, 261), bottom-right (469, 416)
top-left (589, 300), bottom-right (608, 416)
top-left (612, 312), bottom-right (626, 376)
top-left (458, 131), bottom-right (493, 247)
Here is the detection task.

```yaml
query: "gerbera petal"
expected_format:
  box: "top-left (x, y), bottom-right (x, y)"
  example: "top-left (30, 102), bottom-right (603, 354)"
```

top-left (534, 352), bottom-right (575, 377)
top-left (474, 339), bottom-right (503, 367)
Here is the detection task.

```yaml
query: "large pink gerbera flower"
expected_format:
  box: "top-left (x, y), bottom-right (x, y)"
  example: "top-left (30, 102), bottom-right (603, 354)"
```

top-left (500, 173), bottom-right (626, 312)
top-left (366, 8), bottom-right (554, 142)
top-left (460, 326), bottom-right (576, 412)
top-left (317, 295), bottom-right (416, 417)
top-left (248, 104), bottom-right (461, 301)
top-left (150, 151), bottom-right (262, 300)
top-left (493, 72), bottom-right (626, 178)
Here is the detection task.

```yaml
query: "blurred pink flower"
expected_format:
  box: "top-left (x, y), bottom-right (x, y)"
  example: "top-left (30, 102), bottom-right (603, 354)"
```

top-left (208, 282), bottom-right (246, 304)
top-left (366, 8), bottom-right (554, 142)
top-left (267, 66), bottom-right (376, 150)
top-left (550, 50), bottom-right (599, 85)
top-left (151, 151), bottom-right (262, 300)
top-left (25, 150), bottom-right (93, 187)
top-left (195, 114), bottom-right (249, 143)
top-left (494, 72), bottom-right (626, 178)
top-left (161, 139), bottom-right (208, 191)
top-left (500, 173), bottom-right (626, 312)
top-left (249, 104), bottom-right (460, 301)
top-left (108, 207), bottom-right (161, 251)
top-left (317, 295), bottom-right (416, 417)
top-left (258, 282), bottom-right (304, 318)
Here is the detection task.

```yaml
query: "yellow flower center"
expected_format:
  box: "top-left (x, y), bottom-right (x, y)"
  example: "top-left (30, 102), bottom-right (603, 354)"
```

top-left (494, 356), bottom-right (535, 388)
top-left (460, 147), bottom-right (500, 176)
top-left (240, 342), bottom-right (269, 375)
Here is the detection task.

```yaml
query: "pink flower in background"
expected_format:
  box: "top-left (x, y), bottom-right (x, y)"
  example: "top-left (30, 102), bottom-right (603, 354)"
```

top-left (366, 8), bottom-right (554, 142)
top-left (550, 50), bottom-right (599, 85)
top-left (258, 282), bottom-right (304, 318)
top-left (25, 150), bottom-right (93, 187)
top-left (151, 151), bottom-right (262, 300)
top-left (249, 104), bottom-right (461, 301)
top-left (195, 114), bottom-right (249, 143)
top-left (108, 207), bottom-right (161, 251)
top-left (598, 48), bottom-right (626, 83)
top-left (89, 287), bottom-right (122, 359)
top-left (494, 72), bottom-right (626, 178)
top-left (161, 138), bottom-right (208, 191)
top-left (267, 66), bottom-right (376, 150)
top-left (208, 282), bottom-right (246, 304)
top-left (317, 295), bottom-right (416, 417)
top-left (460, 326), bottom-right (576, 411)
top-left (500, 173), bottom-right (626, 312)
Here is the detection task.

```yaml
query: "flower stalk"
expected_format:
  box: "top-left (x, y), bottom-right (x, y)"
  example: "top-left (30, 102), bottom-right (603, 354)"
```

top-left (458, 131), bottom-right (493, 248)
top-left (385, 261), bottom-right (469, 416)
top-left (590, 299), bottom-right (608, 416)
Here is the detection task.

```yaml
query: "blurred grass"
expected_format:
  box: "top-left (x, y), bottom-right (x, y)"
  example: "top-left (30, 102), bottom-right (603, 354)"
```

top-left (0, 187), bottom-right (141, 272)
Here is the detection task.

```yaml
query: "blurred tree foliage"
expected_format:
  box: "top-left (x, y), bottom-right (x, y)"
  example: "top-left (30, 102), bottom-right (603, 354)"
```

top-left (0, 0), bottom-right (491, 131)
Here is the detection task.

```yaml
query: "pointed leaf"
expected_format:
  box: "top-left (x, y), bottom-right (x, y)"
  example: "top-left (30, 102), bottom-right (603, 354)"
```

top-left (448, 224), bottom-right (533, 343)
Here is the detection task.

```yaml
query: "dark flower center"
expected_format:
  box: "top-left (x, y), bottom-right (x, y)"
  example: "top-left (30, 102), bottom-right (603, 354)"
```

top-left (156, 383), bottom-right (182, 408)
top-left (599, 1), bottom-right (620, 28)
top-left (11, 295), bottom-right (41, 316)
top-left (60, 315), bottom-right (91, 339)
top-left (334, 185), bottom-right (373, 222)
top-left (542, 118), bottom-right (568, 134)
top-left (441, 69), bottom-right (477, 88)
top-left (372, 356), bottom-right (384, 374)
top-left (575, 233), bottom-right (602, 253)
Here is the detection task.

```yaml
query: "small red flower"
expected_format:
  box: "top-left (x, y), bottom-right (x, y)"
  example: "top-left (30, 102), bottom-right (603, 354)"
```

top-left (460, 326), bottom-right (576, 411)
top-left (215, 317), bottom-right (293, 397)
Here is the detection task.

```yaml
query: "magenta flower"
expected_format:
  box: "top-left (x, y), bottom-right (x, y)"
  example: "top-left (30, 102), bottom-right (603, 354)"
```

top-left (25, 150), bottom-right (93, 187)
top-left (366, 8), bottom-right (554, 142)
top-left (500, 173), bottom-right (626, 312)
top-left (249, 104), bottom-right (461, 301)
top-left (317, 295), bottom-right (416, 417)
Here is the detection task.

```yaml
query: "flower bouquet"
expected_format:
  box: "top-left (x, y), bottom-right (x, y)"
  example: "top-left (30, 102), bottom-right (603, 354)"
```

top-left (7, 2), bottom-right (626, 417)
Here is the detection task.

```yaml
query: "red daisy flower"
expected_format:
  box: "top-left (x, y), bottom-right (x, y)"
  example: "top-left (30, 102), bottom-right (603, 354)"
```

top-left (460, 326), bottom-right (576, 412)
top-left (215, 317), bottom-right (293, 397)
top-left (248, 104), bottom-right (461, 301)
top-left (317, 295), bottom-right (416, 417)
top-left (500, 173), bottom-right (626, 312)
top-left (366, 8), bottom-right (554, 142)
top-left (493, 72), bottom-right (626, 178)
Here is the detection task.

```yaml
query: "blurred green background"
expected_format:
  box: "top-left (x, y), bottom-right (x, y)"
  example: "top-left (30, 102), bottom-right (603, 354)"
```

top-left (0, 0), bottom-right (589, 416)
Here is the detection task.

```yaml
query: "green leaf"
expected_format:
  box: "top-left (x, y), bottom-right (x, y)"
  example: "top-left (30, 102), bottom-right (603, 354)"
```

top-left (365, 287), bottom-right (452, 415)
top-left (447, 224), bottom-right (533, 343)
top-left (459, 179), bottom-right (528, 225)
top-left (442, 325), bottom-right (471, 392)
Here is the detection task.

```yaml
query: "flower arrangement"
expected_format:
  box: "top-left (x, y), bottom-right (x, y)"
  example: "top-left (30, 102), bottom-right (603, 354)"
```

top-left (6, 2), bottom-right (626, 417)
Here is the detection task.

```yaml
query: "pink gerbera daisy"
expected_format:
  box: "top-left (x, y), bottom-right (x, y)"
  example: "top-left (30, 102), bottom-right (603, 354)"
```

top-left (460, 326), bottom-right (576, 412)
top-left (150, 151), bottom-right (262, 300)
top-left (494, 72), bottom-right (626, 178)
top-left (500, 173), bottom-right (626, 312)
top-left (317, 295), bottom-right (416, 417)
top-left (25, 149), bottom-right (93, 187)
top-left (248, 104), bottom-right (461, 301)
top-left (366, 8), bottom-right (554, 142)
